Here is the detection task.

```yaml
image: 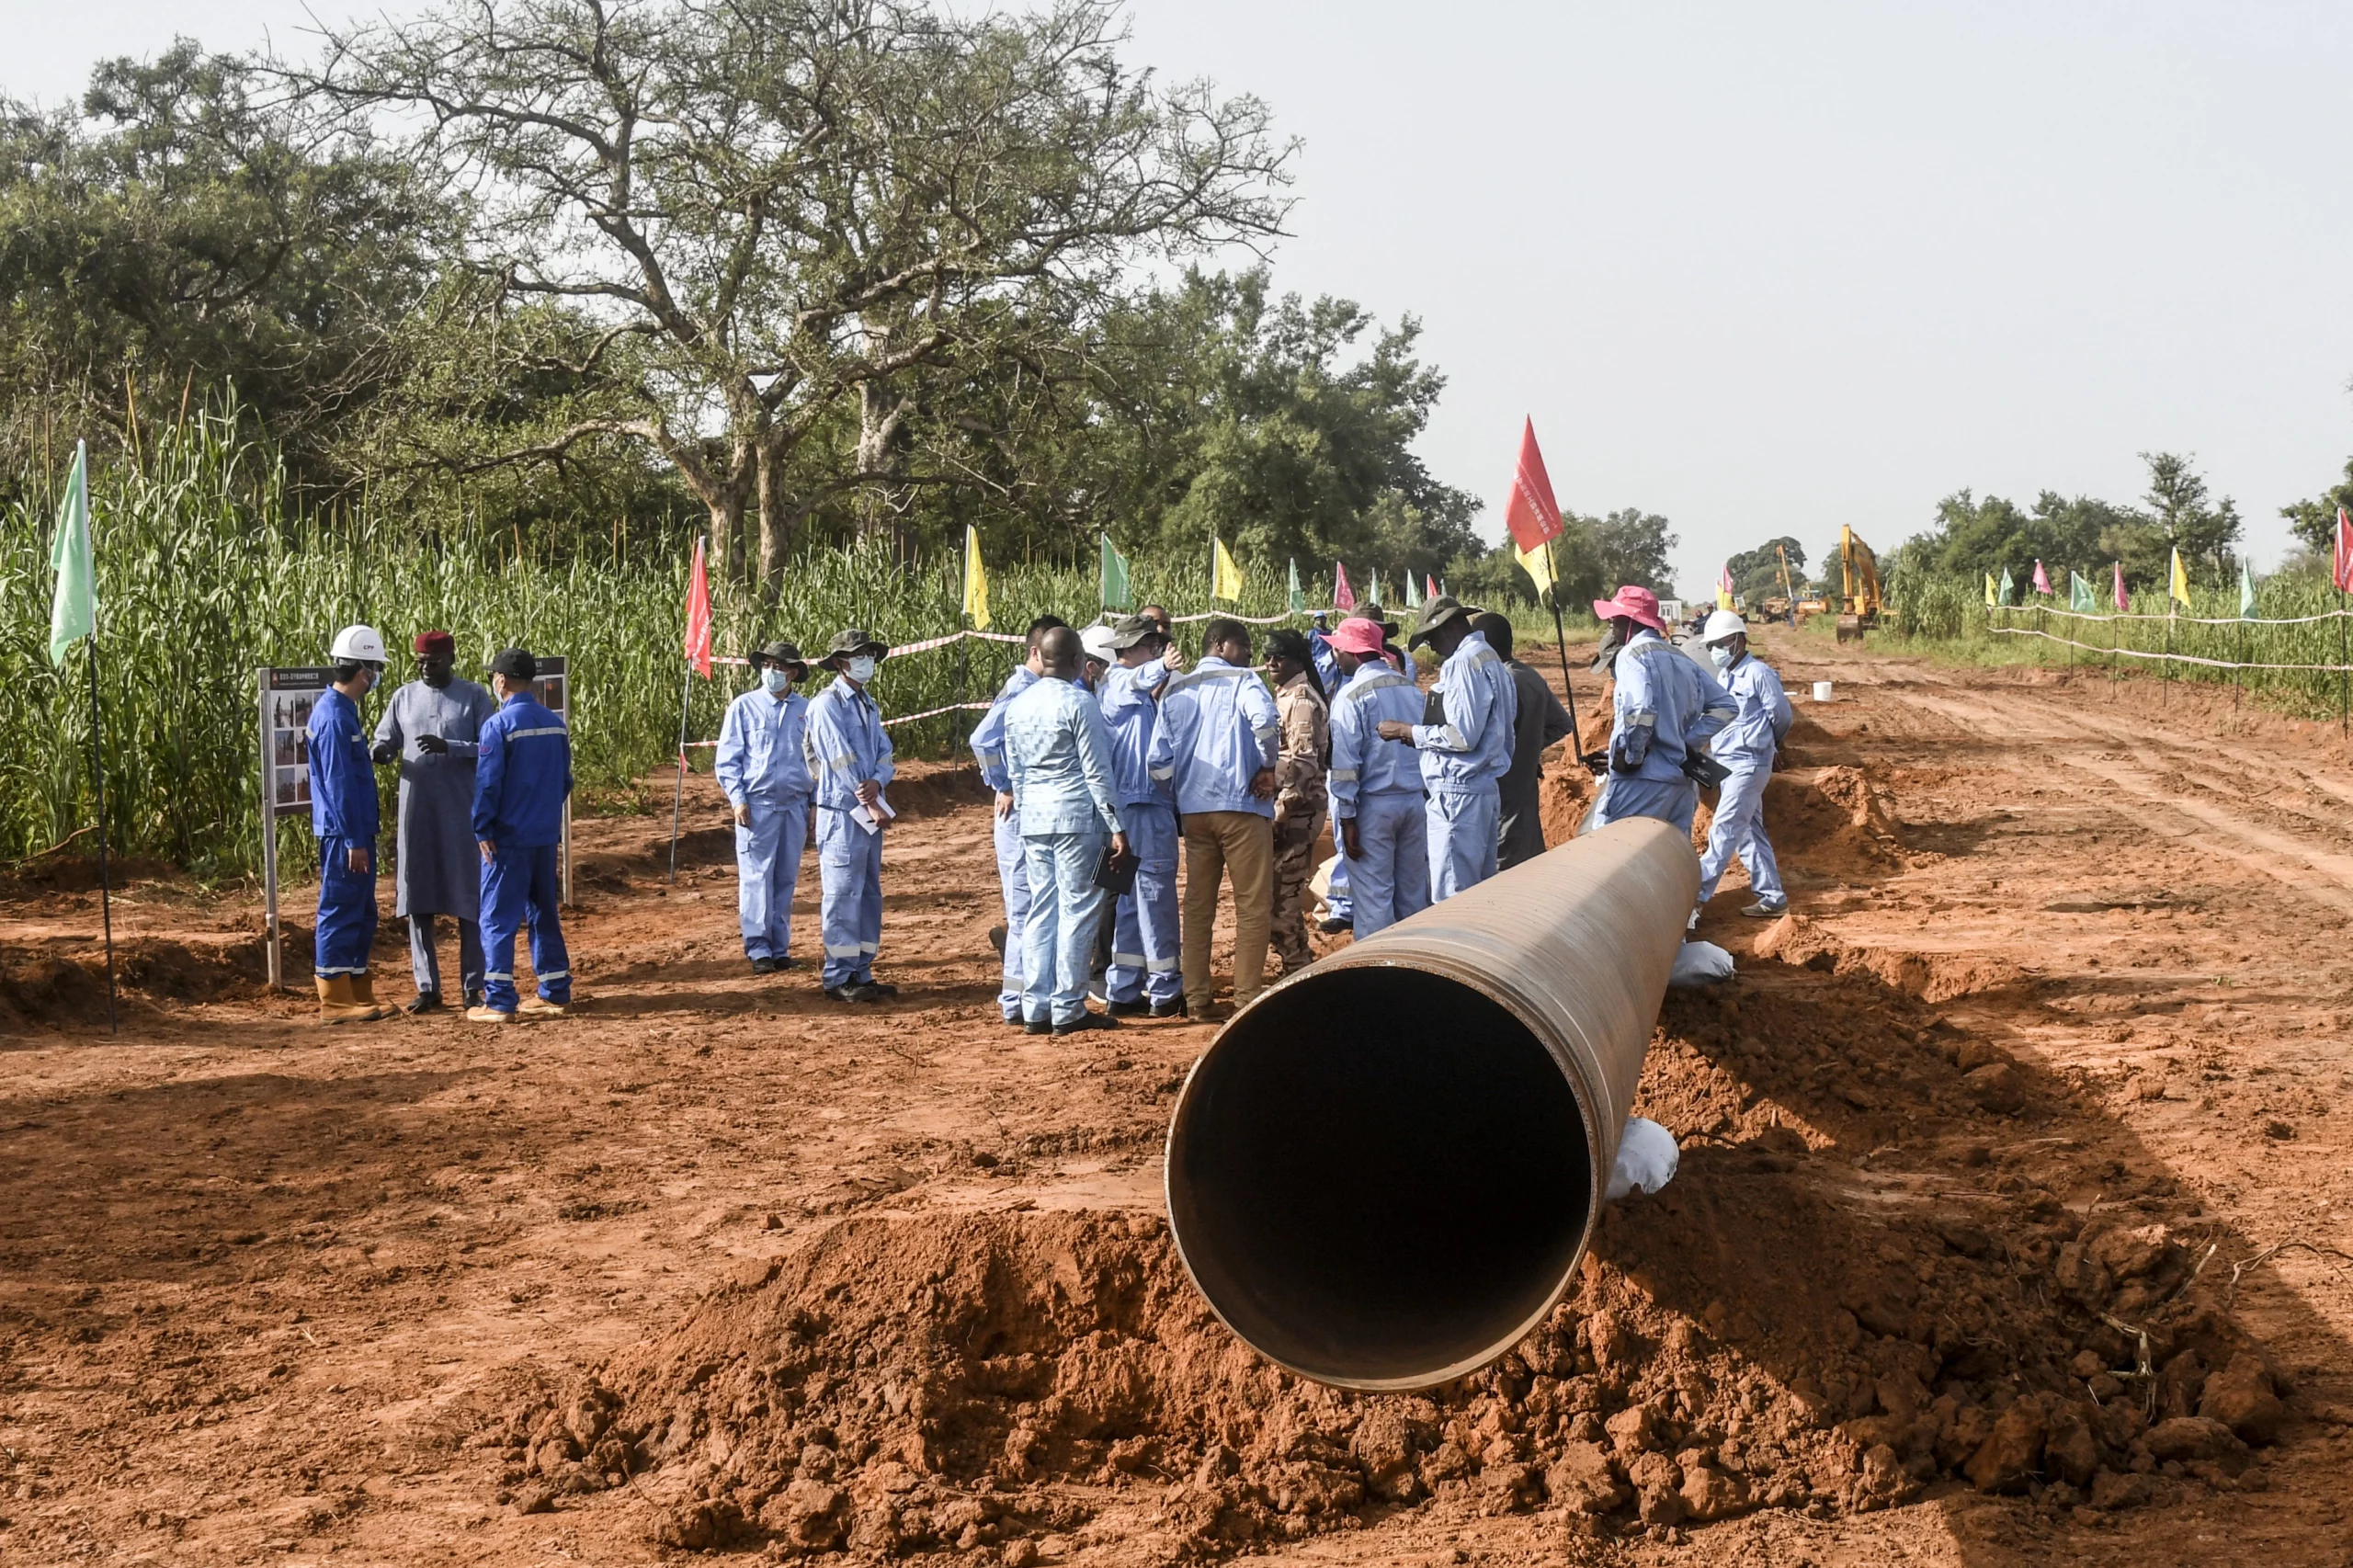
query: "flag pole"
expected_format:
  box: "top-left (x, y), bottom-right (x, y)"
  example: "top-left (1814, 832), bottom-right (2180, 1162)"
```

top-left (1541, 535), bottom-right (1583, 756)
top-left (86, 637), bottom-right (118, 1033)
top-left (2339, 585), bottom-right (2347, 739)
top-left (666, 661), bottom-right (692, 884)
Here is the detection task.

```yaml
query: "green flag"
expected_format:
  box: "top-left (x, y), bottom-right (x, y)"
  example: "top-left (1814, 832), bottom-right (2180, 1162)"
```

top-left (49, 440), bottom-right (95, 665)
top-left (2240, 559), bottom-right (2256, 619)
top-left (2070, 571), bottom-right (2094, 612)
top-left (1996, 566), bottom-right (2014, 607)
top-left (1099, 532), bottom-right (1131, 612)
top-left (1286, 557), bottom-right (1303, 614)
top-left (1369, 570), bottom-right (1384, 609)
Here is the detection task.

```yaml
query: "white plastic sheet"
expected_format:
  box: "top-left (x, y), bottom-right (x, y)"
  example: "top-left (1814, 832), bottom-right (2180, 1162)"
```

top-left (1606, 1116), bottom-right (1680, 1200)
top-left (1668, 940), bottom-right (1735, 987)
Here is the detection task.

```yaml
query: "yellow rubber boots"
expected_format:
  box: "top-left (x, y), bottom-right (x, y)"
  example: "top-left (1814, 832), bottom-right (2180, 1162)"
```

top-left (315, 974), bottom-right (383, 1025)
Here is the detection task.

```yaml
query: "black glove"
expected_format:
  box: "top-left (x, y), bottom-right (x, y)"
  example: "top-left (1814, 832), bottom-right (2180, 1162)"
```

top-left (369, 740), bottom-right (399, 766)
top-left (415, 733), bottom-right (449, 755)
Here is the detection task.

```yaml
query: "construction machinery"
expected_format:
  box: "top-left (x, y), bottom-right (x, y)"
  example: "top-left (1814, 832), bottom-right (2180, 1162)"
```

top-left (1836, 526), bottom-right (1881, 643)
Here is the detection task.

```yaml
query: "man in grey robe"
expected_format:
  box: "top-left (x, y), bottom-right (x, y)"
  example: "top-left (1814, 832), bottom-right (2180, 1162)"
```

top-left (371, 631), bottom-right (498, 1013)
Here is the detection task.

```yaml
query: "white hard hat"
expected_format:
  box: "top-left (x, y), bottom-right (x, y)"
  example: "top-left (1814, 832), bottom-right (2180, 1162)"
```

top-left (1080, 625), bottom-right (1119, 665)
top-left (331, 624), bottom-right (388, 664)
top-left (1700, 608), bottom-right (1748, 645)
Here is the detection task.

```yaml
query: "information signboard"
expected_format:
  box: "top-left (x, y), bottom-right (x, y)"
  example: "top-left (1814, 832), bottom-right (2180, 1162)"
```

top-left (257, 666), bottom-right (335, 988)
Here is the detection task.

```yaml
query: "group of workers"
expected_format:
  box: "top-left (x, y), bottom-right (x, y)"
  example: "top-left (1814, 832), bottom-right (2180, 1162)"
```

top-left (305, 625), bottom-right (574, 1026)
top-left (296, 580), bottom-right (1796, 1032)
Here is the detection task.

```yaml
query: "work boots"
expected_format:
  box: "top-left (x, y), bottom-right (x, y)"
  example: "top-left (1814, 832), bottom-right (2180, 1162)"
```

top-left (315, 974), bottom-right (382, 1025)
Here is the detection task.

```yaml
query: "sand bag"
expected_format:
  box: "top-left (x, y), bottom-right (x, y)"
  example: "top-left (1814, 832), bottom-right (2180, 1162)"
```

top-left (1668, 939), bottom-right (1734, 987)
top-left (1606, 1116), bottom-right (1678, 1200)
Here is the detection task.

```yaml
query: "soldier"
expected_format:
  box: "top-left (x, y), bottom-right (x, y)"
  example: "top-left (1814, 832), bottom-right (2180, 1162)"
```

top-left (1262, 628), bottom-right (1329, 974)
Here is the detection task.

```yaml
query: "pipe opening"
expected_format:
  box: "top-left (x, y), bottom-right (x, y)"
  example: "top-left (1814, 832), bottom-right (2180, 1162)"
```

top-left (1166, 964), bottom-right (1594, 1389)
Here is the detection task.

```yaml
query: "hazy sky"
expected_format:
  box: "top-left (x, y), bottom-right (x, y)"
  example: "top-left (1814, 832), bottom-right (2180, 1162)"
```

top-left (15, 2), bottom-right (2353, 592)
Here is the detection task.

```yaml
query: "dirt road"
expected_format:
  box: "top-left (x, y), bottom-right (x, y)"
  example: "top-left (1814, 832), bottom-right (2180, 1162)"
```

top-left (1, 631), bottom-right (2347, 1566)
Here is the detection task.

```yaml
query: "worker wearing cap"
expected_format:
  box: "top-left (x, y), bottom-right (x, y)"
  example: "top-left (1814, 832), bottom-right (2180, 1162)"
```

top-left (1589, 585), bottom-right (1735, 837)
top-left (310, 625), bottom-right (389, 1024)
top-left (470, 648), bottom-right (574, 1021)
top-left (1305, 610), bottom-right (1340, 692)
top-left (370, 631), bottom-right (496, 1014)
top-left (972, 616), bottom-right (1065, 1025)
top-left (1148, 617), bottom-right (1280, 1019)
top-left (1097, 614), bottom-right (1181, 1017)
top-left (1078, 623), bottom-right (1119, 695)
top-left (805, 628), bottom-right (896, 1003)
top-left (1003, 626), bottom-right (1131, 1035)
top-left (1696, 610), bottom-right (1792, 919)
top-left (1324, 616), bottom-right (1428, 937)
top-left (1263, 628), bottom-right (1329, 973)
top-left (1380, 596), bottom-right (1518, 902)
top-left (715, 640), bottom-right (816, 975)
top-left (1470, 613), bottom-right (1576, 872)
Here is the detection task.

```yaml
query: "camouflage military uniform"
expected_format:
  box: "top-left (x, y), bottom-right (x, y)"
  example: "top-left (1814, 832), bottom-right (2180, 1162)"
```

top-left (1270, 672), bottom-right (1330, 971)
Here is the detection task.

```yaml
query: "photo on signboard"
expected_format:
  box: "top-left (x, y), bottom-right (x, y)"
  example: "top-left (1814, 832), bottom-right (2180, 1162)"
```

top-left (272, 692), bottom-right (316, 733)
top-left (272, 729), bottom-right (308, 767)
top-left (274, 772), bottom-right (309, 808)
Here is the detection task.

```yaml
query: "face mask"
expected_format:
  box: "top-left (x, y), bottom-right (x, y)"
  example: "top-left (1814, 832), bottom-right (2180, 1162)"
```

top-left (760, 666), bottom-right (793, 695)
top-left (845, 655), bottom-right (877, 684)
top-left (1710, 646), bottom-right (1735, 672)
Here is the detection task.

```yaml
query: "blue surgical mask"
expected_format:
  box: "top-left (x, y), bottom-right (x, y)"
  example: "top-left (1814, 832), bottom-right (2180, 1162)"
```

top-left (845, 655), bottom-right (877, 684)
top-left (1710, 646), bottom-right (1735, 672)
top-left (760, 666), bottom-right (793, 695)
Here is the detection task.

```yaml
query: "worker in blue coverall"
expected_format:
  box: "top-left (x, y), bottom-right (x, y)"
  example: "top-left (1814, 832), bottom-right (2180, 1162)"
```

top-left (1097, 613), bottom-right (1184, 1017)
top-left (469, 647), bottom-right (574, 1022)
top-left (1003, 626), bottom-right (1131, 1036)
top-left (1324, 616), bottom-right (1430, 937)
top-left (1695, 609), bottom-right (1794, 920)
top-left (310, 624), bottom-right (390, 1025)
top-left (970, 617), bottom-right (1065, 1024)
top-left (715, 639), bottom-right (815, 975)
top-left (1378, 596), bottom-right (1518, 903)
top-left (1587, 585), bottom-right (1736, 839)
top-left (804, 627), bottom-right (897, 1004)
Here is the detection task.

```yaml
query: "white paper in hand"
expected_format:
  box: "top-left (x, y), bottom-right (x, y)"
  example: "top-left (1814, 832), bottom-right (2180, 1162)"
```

top-left (1605, 1117), bottom-right (1679, 1201)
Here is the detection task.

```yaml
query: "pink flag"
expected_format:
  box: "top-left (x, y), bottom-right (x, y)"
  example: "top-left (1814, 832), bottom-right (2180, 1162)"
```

top-left (1334, 562), bottom-right (1356, 611)
top-left (2336, 508), bottom-right (2353, 594)
top-left (2112, 561), bottom-right (2127, 611)
top-left (1426, 574), bottom-right (1438, 601)
top-left (682, 536), bottom-right (714, 677)
top-left (2031, 559), bottom-right (2052, 596)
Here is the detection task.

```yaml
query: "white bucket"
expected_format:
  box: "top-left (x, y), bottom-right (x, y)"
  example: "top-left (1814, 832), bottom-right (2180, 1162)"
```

top-left (1813, 681), bottom-right (1835, 702)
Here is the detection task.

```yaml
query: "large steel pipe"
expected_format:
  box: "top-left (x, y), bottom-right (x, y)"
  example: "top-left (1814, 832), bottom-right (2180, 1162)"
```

top-left (1163, 818), bottom-right (1699, 1391)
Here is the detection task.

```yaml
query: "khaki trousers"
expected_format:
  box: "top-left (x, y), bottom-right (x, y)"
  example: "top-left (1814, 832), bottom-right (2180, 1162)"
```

top-left (1181, 810), bottom-right (1274, 1012)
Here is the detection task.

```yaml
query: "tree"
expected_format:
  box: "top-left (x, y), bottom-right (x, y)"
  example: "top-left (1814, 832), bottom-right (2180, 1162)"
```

top-left (1725, 536), bottom-right (1804, 602)
top-left (299, 0), bottom-right (1292, 586)
top-left (2281, 456), bottom-right (2353, 559)
top-left (2122, 450), bottom-right (2240, 582)
top-left (1590, 508), bottom-right (1677, 595)
top-left (1892, 487), bottom-right (2131, 587)
top-left (0, 43), bottom-right (444, 498)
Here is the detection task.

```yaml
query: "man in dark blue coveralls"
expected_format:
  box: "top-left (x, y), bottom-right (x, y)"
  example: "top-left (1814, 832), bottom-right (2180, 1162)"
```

top-left (310, 623), bottom-right (391, 1025)
top-left (469, 647), bottom-right (574, 1023)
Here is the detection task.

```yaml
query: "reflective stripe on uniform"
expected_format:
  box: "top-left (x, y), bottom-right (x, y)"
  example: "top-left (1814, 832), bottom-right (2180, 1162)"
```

top-left (1145, 955), bottom-right (1178, 972)
top-left (1165, 666), bottom-right (1247, 696)
top-left (1343, 672), bottom-right (1414, 702)
top-left (1328, 767), bottom-right (1359, 782)
top-left (823, 942), bottom-right (866, 959)
top-left (506, 725), bottom-right (567, 738)
top-left (1112, 950), bottom-right (1146, 967)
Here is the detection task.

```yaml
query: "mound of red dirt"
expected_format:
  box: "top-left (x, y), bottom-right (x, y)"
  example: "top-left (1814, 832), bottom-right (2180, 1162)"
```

top-left (0, 935), bottom-right (266, 1029)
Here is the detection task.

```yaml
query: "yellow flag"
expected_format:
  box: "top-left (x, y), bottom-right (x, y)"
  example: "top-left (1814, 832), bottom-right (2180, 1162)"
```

top-left (1516, 539), bottom-right (1550, 591)
top-left (1211, 536), bottom-right (1245, 601)
top-left (962, 524), bottom-right (991, 630)
top-left (2168, 546), bottom-right (2189, 607)
top-left (1984, 573), bottom-right (1997, 607)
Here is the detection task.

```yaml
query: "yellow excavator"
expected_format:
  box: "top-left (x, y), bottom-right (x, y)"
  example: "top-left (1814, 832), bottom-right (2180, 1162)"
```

top-left (1836, 526), bottom-right (1881, 643)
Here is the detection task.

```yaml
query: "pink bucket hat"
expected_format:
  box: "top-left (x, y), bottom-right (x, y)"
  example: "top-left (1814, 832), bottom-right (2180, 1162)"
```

top-left (1591, 584), bottom-right (1668, 634)
top-left (1325, 616), bottom-right (1390, 657)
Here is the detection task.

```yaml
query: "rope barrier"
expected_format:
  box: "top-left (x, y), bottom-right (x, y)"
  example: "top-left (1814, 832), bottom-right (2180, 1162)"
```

top-left (1991, 603), bottom-right (2349, 629)
top-left (1986, 625), bottom-right (2351, 673)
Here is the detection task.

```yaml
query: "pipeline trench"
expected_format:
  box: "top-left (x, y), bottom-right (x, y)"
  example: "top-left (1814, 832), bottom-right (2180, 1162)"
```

top-left (0, 627), bottom-right (2348, 1566)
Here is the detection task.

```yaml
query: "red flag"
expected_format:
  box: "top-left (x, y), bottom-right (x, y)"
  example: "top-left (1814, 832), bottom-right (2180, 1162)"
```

top-left (2031, 560), bottom-right (2052, 596)
top-left (2113, 561), bottom-right (2126, 610)
top-left (682, 536), bottom-right (714, 677)
top-left (1334, 562), bottom-right (1356, 611)
top-left (2336, 508), bottom-right (2353, 593)
top-left (1425, 574), bottom-right (1438, 601)
top-left (1502, 417), bottom-right (1564, 554)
